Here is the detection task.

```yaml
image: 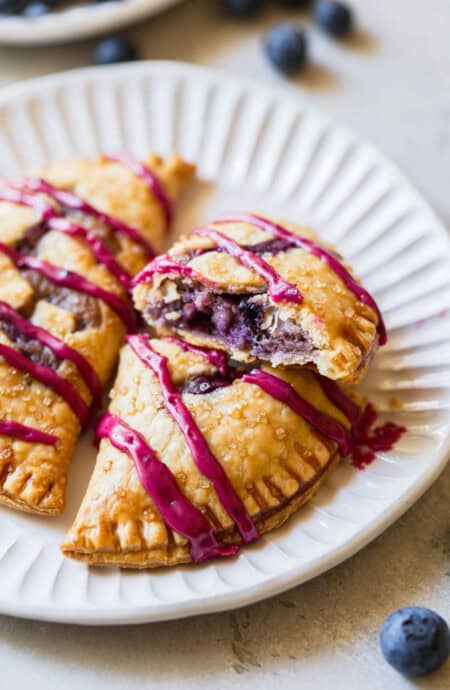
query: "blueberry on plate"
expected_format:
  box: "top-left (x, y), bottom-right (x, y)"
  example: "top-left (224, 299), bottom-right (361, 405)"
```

top-left (94, 36), bottom-right (138, 65)
top-left (0, 0), bottom-right (26, 15)
top-left (313, 0), bottom-right (353, 38)
top-left (264, 24), bottom-right (307, 76)
top-left (222, 0), bottom-right (263, 18)
top-left (380, 607), bottom-right (450, 677)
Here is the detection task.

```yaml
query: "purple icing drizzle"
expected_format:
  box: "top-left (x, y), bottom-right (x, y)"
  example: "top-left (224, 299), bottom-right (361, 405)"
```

top-left (15, 178), bottom-right (156, 257)
top-left (107, 153), bottom-right (173, 230)
top-left (163, 336), bottom-right (229, 376)
top-left (192, 227), bottom-right (302, 304)
top-left (0, 343), bottom-right (89, 427)
top-left (0, 242), bottom-right (135, 332)
top-left (96, 336), bottom-right (405, 562)
top-left (314, 372), bottom-right (362, 426)
top-left (0, 186), bottom-right (131, 289)
top-left (0, 419), bottom-right (58, 445)
top-left (47, 217), bottom-right (131, 289)
top-left (133, 254), bottom-right (219, 289)
top-left (97, 412), bottom-right (238, 562)
top-left (217, 214), bottom-right (387, 345)
top-left (127, 334), bottom-right (259, 544)
top-left (0, 300), bottom-right (102, 410)
top-left (242, 369), bottom-right (352, 456)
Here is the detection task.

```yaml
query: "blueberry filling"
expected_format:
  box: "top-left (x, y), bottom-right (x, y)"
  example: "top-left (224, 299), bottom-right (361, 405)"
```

top-left (147, 280), bottom-right (313, 362)
top-left (1, 318), bottom-right (61, 370)
top-left (182, 374), bottom-right (235, 395)
top-left (15, 222), bottom-right (48, 255)
top-left (21, 269), bottom-right (101, 331)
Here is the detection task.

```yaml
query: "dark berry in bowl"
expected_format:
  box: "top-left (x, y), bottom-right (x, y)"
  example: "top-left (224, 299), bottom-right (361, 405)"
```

top-left (264, 23), bottom-right (307, 76)
top-left (94, 36), bottom-right (138, 65)
top-left (277, 1), bottom-right (310, 7)
top-left (313, 1), bottom-right (353, 38)
top-left (222, 0), bottom-right (263, 18)
top-left (380, 607), bottom-right (450, 677)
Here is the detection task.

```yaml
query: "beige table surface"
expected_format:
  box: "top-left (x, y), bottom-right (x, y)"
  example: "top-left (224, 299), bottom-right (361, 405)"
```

top-left (0, 1), bottom-right (449, 688)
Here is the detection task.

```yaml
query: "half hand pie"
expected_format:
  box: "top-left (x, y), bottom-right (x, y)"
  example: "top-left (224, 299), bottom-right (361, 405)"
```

top-left (61, 334), bottom-right (367, 569)
top-left (133, 214), bottom-right (385, 383)
top-left (0, 152), bottom-right (194, 515)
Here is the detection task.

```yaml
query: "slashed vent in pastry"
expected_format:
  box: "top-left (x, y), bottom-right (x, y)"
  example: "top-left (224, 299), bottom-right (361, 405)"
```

top-left (0, 152), bottom-right (195, 515)
top-left (133, 214), bottom-right (385, 383)
top-left (61, 334), bottom-right (371, 569)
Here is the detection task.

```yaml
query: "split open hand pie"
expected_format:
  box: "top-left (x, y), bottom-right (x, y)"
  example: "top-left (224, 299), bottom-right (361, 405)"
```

top-left (61, 334), bottom-right (367, 569)
top-left (0, 152), bottom-right (194, 515)
top-left (133, 214), bottom-right (385, 384)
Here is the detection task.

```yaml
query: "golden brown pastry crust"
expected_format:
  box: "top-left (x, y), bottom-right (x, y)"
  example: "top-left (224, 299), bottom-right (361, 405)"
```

top-left (61, 338), bottom-right (351, 568)
top-left (133, 217), bottom-right (379, 383)
top-left (0, 154), bottom-right (194, 516)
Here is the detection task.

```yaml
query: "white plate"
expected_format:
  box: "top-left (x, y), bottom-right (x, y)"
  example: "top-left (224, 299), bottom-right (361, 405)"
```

top-left (0, 62), bottom-right (449, 625)
top-left (0, 0), bottom-right (182, 46)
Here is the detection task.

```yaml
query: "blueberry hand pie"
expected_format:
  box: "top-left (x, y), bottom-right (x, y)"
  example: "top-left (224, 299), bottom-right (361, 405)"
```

top-left (0, 152), bottom-right (194, 515)
top-left (61, 334), bottom-right (368, 568)
top-left (132, 214), bottom-right (385, 383)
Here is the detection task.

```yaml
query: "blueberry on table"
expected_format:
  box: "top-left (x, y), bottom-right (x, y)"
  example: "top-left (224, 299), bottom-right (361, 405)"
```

top-left (380, 607), bottom-right (450, 677)
top-left (264, 24), bottom-right (307, 76)
top-left (313, 0), bottom-right (353, 38)
top-left (277, 1), bottom-right (310, 7)
top-left (23, 0), bottom-right (51, 16)
top-left (94, 37), bottom-right (138, 65)
top-left (222, 0), bottom-right (263, 18)
top-left (0, 0), bottom-right (26, 15)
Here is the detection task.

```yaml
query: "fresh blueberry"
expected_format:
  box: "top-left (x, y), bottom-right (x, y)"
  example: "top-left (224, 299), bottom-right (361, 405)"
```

top-left (222, 0), bottom-right (263, 18)
top-left (264, 23), bottom-right (307, 76)
top-left (94, 36), bottom-right (138, 65)
top-left (0, 0), bottom-right (26, 15)
top-left (380, 607), bottom-right (450, 677)
top-left (23, 0), bottom-right (51, 16)
top-left (277, 0), bottom-right (310, 7)
top-left (313, 1), bottom-right (353, 38)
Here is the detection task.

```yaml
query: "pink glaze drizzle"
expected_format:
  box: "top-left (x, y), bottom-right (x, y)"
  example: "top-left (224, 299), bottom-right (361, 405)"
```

top-left (0, 186), bottom-right (131, 289)
top-left (0, 242), bottom-right (135, 332)
top-left (96, 336), bottom-right (405, 563)
top-left (348, 403), bottom-right (407, 470)
top-left (0, 343), bottom-right (89, 427)
top-left (243, 368), bottom-right (405, 470)
top-left (133, 254), bottom-right (219, 289)
top-left (15, 178), bottom-right (156, 257)
top-left (127, 334), bottom-right (259, 544)
top-left (47, 217), bottom-right (131, 288)
top-left (0, 300), bottom-right (102, 409)
top-left (107, 153), bottom-right (173, 230)
top-left (97, 412), bottom-right (239, 562)
top-left (0, 419), bottom-right (58, 445)
top-left (163, 336), bottom-right (229, 376)
top-left (192, 227), bottom-right (302, 304)
top-left (0, 186), bottom-right (55, 220)
top-left (314, 373), bottom-right (362, 426)
top-left (242, 369), bottom-right (352, 455)
top-left (313, 374), bottom-right (406, 467)
top-left (216, 214), bottom-right (387, 345)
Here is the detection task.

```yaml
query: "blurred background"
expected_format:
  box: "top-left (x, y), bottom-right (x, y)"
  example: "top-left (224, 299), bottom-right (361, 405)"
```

top-left (0, 0), bottom-right (449, 222)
